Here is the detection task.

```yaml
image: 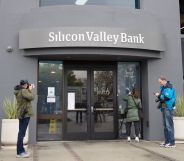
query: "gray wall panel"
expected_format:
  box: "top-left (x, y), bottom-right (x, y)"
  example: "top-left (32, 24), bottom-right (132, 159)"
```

top-left (23, 48), bottom-right (162, 60)
top-left (0, 0), bottom-right (38, 144)
top-left (143, 0), bottom-right (183, 141)
top-left (0, 0), bottom-right (183, 143)
top-left (19, 27), bottom-right (165, 51)
top-left (0, 0), bottom-right (39, 13)
top-left (21, 6), bottom-right (162, 29)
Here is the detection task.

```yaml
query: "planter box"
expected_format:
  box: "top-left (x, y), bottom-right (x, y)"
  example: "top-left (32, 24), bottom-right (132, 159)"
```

top-left (174, 117), bottom-right (184, 140)
top-left (1, 119), bottom-right (28, 145)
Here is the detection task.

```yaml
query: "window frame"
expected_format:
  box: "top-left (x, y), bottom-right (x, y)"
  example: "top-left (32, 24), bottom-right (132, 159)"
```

top-left (39, 0), bottom-right (140, 9)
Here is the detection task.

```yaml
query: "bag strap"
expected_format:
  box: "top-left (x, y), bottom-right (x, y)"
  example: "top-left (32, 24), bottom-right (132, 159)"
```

top-left (131, 96), bottom-right (139, 109)
top-left (21, 90), bottom-right (28, 110)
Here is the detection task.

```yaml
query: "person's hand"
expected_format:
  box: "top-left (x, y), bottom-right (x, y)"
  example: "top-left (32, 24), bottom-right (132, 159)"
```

top-left (154, 92), bottom-right (160, 97)
top-left (28, 84), bottom-right (33, 90)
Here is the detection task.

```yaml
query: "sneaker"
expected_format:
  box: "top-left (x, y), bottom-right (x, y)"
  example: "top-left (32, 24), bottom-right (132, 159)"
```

top-left (16, 152), bottom-right (30, 158)
top-left (127, 136), bottom-right (131, 142)
top-left (135, 137), bottom-right (139, 143)
top-left (24, 151), bottom-right (30, 155)
top-left (160, 142), bottom-right (166, 147)
top-left (164, 143), bottom-right (176, 148)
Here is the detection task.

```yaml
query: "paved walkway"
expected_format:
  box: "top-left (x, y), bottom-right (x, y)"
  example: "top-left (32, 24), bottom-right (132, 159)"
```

top-left (0, 140), bottom-right (184, 161)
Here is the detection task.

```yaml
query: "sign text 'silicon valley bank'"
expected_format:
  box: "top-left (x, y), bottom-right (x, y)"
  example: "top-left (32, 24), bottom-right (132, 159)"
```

top-left (48, 31), bottom-right (144, 44)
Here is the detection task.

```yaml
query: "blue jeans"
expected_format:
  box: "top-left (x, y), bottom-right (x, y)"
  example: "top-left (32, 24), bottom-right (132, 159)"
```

top-left (17, 117), bottom-right (30, 155)
top-left (162, 108), bottom-right (175, 145)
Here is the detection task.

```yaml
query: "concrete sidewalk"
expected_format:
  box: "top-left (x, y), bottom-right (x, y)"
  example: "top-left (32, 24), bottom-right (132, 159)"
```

top-left (0, 140), bottom-right (184, 161)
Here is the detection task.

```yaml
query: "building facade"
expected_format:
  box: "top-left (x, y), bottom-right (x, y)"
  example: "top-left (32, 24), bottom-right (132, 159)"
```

top-left (0, 0), bottom-right (183, 144)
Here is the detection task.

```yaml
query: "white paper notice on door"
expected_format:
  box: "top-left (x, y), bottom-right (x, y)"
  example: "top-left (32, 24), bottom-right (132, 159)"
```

top-left (48, 87), bottom-right (55, 97)
top-left (68, 92), bottom-right (75, 110)
top-left (47, 97), bottom-right (56, 103)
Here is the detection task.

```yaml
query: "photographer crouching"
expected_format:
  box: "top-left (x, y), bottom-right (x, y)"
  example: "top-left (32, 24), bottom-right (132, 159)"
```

top-left (154, 76), bottom-right (176, 148)
top-left (14, 80), bottom-right (35, 158)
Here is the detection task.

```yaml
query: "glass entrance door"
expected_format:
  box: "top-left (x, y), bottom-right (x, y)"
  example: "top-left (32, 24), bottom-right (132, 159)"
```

top-left (91, 70), bottom-right (115, 139)
top-left (64, 64), bottom-right (116, 140)
top-left (64, 70), bottom-right (88, 139)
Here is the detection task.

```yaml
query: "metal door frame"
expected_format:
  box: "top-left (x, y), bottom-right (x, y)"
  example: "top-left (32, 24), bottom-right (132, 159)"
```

top-left (63, 61), bottom-right (117, 140)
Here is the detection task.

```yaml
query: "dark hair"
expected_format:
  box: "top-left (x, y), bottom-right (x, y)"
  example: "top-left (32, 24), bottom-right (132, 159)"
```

top-left (20, 80), bottom-right (29, 85)
top-left (132, 88), bottom-right (139, 98)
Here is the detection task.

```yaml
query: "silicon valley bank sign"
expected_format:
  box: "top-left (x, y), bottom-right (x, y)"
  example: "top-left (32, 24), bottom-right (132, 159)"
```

top-left (48, 31), bottom-right (144, 44)
top-left (19, 27), bottom-right (165, 51)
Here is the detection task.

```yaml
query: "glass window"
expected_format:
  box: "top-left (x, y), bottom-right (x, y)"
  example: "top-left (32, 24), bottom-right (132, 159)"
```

top-left (117, 62), bottom-right (140, 138)
top-left (37, 61), bottom-right (63, 141)
top-left (180, 0), bottom-right (184, 34)
top-left (66, 70), bottom-right (88, 133)
top-left (180, 0), bottom-right (184, 81)
top-left (40, 0), bottom-right (140, 9)
top-left (93, 70), bottom-right (114, 132)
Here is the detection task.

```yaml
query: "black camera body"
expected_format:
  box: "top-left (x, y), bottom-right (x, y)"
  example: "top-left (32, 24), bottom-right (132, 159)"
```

top-left (26, 83), bottom-right (35, 89)
top-left (153, 93), bottom-right (163, 109)
top-left (155, 97), bottom-right (161, 103)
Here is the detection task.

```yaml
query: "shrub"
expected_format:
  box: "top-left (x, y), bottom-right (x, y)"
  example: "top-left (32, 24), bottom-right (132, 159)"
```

top-left (2, 96), bottom-right (18, 119)
top-left (175, 97), bottom-right (184, 117)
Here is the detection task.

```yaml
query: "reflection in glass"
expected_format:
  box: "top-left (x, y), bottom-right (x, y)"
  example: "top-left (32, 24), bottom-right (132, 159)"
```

top-left (117, 62), bottom-right (140, 138)
top-left (66, 70), bottom-right (87, 132)
top-left (37, 61), bottom-right (63, 141)
top-left (75, 0), bottom-right (88, 5)
top-left (93, 71), bottom-right (114, 132)
top-left (180, 0), bottom-right (184, 34)
top-left (40, 0), bottom-right (139, 9)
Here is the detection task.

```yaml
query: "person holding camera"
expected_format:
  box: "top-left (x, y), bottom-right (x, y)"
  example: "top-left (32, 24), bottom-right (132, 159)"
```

top-left (14, 80), bottom-right (35, 158)
top-left (154, 76), bottom-right (176, 148)
top-left (123, 88), bottom-right (142, 142)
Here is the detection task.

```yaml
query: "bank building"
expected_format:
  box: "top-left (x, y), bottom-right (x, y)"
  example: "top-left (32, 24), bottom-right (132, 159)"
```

top-left (0, 0), bottom-right (183, 144)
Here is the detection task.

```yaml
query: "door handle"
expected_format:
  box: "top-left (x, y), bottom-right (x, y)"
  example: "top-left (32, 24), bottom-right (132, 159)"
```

top-left (91, 106), bottom-right (94, 113)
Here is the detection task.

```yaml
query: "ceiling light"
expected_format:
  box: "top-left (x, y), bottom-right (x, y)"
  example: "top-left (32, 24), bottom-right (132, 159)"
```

top-left (51, 71), bottom-right (56, 74)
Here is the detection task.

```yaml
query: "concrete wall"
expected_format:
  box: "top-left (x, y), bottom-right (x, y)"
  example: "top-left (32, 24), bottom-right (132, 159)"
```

top-left (0, 0), bottom-right (39, 144)
top-left (0, 0), bottom-right (183, 143)
top-left (142, 0), bottom-right (183, 140)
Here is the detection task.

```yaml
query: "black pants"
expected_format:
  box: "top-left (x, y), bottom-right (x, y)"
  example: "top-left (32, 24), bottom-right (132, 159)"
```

top-left (126, 121), bottom-right (140, 137)
top-left (17, 117), bottom-right (30, 154)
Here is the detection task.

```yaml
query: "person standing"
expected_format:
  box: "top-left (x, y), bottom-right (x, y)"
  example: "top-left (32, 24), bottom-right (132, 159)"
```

top-left (14, 80), bottom-right (35, 158)
top-left (154, 76), bottom-right (176, 148)
top-left (123, 88), bottom-right (142, 142)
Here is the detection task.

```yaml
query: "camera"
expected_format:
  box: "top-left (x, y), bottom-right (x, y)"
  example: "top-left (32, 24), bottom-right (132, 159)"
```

top-left (153, 93), bottom-right (163, 109)
top-left (26, 83), bottom-right (35, 89)
top-left (153, 92), bottom-right (161, 102)
top-left (155, 97), bottom-right (161, 103)
top-left (30, 84), bottom-right (35, 88)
